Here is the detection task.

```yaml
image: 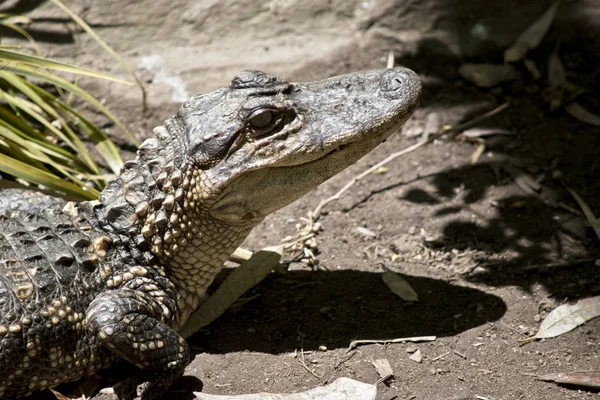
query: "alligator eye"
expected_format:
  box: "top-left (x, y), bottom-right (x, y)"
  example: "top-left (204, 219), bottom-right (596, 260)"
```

top-left (247, 108), bottom-right (282, 135)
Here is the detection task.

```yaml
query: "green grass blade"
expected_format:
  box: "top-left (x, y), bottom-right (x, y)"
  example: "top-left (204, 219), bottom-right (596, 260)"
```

top-left (23, 82), bottom-right (123, 174)
top-left (0, 118), bottom-right (85, 172)
top-left (53, 102), bottom-right (123, 174)
top-left (0, 152), bottom-right (98, 199)
top-left (0, 47), bottom-right (132, 84)
top-left (6, 62), bottom-right (138, 146)
top-left (0, 24), bottom-right (40, 54)
top-left (0, 104), bottom-right (45, 139)
top-left (0, 86), bottom-right (99, 174)
top-left (48, 0), bottom-right (147, 110)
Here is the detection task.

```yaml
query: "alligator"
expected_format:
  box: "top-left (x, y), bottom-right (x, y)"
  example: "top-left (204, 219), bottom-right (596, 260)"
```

top-left (0, 67), bottom-right (421, 399)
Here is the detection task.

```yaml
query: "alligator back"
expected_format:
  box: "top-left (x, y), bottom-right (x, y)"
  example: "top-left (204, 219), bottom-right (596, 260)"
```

top-left (0, 207), bottom-right (113, 398)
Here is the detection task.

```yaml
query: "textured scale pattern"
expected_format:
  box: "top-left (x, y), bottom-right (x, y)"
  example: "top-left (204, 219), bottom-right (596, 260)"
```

top-left (0, 68), bottom-right (421, 399)
top-left (0, 210), bottom-right (114, 396)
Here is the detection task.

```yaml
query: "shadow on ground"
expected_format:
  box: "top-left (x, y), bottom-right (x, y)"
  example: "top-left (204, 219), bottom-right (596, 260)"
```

top-left (190, 270), bottom-right (507, 354)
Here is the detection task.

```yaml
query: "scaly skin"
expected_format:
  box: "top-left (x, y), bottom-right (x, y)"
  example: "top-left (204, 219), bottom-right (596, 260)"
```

top-left (0, 68), bottom-right (421, 399)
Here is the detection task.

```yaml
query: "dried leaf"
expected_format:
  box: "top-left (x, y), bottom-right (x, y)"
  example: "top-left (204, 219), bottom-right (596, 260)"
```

top-left (524, 59), bottom-right (542, 79)
top-left (527, 296), bottom-right (600, 340)
top-left (536, 371), bottom-right (600, 389)
top-left (180, 246), bottom-right (283, 338)
top-left (382, 270), bottom-right (419, 301)
top-left (504, 1), bottom-right (561, 62)
top-left (194, 377), bottom-right (377, 400)
top-left (371, 359), bottom-right (394, 380)
top-left (373, 166), bottom-right (388, 174)
top-left (548, 48), bottom-right (573, 91)
top-left (230, 247), bottom-right (254, 263)
top-left (47, 388), bottom-right (70, 400)
top-left (461, 128), bottom-right (515, 138)
top-left (470, 143), bottom-right (486, 165)
top-left (565, 186), bottom-right (600, 242)
top-left (514, 172), bottom-right (541, 194)
top-left (565, 102), bottom-right (600, 127)
top-left (458, 63), bottom-right (517, 88)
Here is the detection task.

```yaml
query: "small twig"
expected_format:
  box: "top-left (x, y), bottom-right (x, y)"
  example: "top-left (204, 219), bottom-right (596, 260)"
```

top-left (297, 358), bottom-right (323, 379)
top-left (491, 321), bottom-right (528, 337)
top-left (334, 350), bottom-right (357, 369)
top-left (523, 258), bottom-right (596, 271)
top-left (312, 138), bottom-right (431, 221)
top-left (297, 347), bottom-right (323, 379)
top-left (348, 335), bottom-right (436, 351)
top-left (432, 351), bottom-right (451, 361)
top-left (453, 349), bottom-right (467, 359)
top-left (450, 102), bottom-right (510, 132)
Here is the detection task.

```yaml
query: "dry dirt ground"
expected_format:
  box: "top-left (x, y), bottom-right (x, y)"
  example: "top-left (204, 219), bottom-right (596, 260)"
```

top-left (5, 0), bottom-right (600, 399)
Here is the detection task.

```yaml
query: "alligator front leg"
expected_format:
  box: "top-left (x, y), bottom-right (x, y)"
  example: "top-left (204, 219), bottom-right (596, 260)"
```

top-left (86, 289), bottom-right (190, 400)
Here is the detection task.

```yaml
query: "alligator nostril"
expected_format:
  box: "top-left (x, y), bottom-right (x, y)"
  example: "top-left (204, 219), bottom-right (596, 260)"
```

top-left (393, 77), bottom-right (403, 89)
top-left (381, 70), bottom-right (408, 99)
top-left (381, 70), bottom-right (406, 94)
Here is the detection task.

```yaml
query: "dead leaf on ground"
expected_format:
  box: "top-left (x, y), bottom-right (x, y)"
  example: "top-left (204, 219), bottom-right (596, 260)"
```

top-left (546, 47), bottom-right (584, 110)
top-left (458, 63), bottom-right (518, 88)
top-left (461, 128), bottom-right (516, 138)
top-left (48, 388), bottom-right (71, 400)
top-left (565, 102), bottom-right (600, 127)
top-left (194, 377), bottom-right (377, 400)
top-left (566, 186), bottom-right (600, 242)
top-left (371, 359), bottom-right (394, 380)
top-left (536, 371), bottom-right (600, 389)
top-left (180, 246), bottom-right (283, 338)
top-left (470, 143), bottom-right (486, 165)
top-left (523, 296), bottom-right (600, 341)
top-left (504, 0), bottom-right (561, 62)
top-left (548, 47), bottom-right (579, 93)
top-left (382, 270), bottom-right (419, 301)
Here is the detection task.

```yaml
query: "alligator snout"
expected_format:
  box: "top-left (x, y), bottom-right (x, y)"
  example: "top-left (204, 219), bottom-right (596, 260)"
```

top-left (380, 68), bottom-right (421, 102)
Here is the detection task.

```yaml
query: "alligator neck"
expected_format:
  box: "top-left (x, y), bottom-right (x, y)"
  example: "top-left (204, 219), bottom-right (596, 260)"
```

top-left (93, 119), bottom-right (256, 297)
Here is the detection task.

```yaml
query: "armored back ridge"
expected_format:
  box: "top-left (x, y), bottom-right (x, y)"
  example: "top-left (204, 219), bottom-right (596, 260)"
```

top-left (0, 68), bottom-right (421, 399)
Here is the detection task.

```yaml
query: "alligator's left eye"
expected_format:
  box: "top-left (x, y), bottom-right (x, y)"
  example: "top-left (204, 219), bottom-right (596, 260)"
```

top-left (247, 108), bottom-right (282, 136)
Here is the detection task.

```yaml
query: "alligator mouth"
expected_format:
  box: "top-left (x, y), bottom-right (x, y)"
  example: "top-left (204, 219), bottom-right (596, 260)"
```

top-left (314, 124), bottom-right (397, 164)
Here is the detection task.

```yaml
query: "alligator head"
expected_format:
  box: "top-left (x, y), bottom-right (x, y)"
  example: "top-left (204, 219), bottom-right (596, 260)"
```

top-left (100, 68), bottom-right (421, 296)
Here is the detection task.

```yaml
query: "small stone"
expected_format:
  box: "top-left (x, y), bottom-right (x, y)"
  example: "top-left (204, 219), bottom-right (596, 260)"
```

top-left (318, 345), bottom-right (327, 351)
top-left (409, 349), bottom-right (422, 363)
top-left (406, 347), bottom-right (417, 354)
top-left (354, 226), bottom-right (377, 239)
top-left (319, 306), bottom-right (332, 314)
top-left (246, 328), bottom-right (256, 334)
top-left (458, 63), bottom-right (518, 88)
top-left (533, 314), bottom-right (541, 322)
top-left (408, 226), bottom-right (416, 235)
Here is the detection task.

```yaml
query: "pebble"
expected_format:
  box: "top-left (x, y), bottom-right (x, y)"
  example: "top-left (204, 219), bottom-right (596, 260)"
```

top-left (319, 306), bottom-right (332, 314)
